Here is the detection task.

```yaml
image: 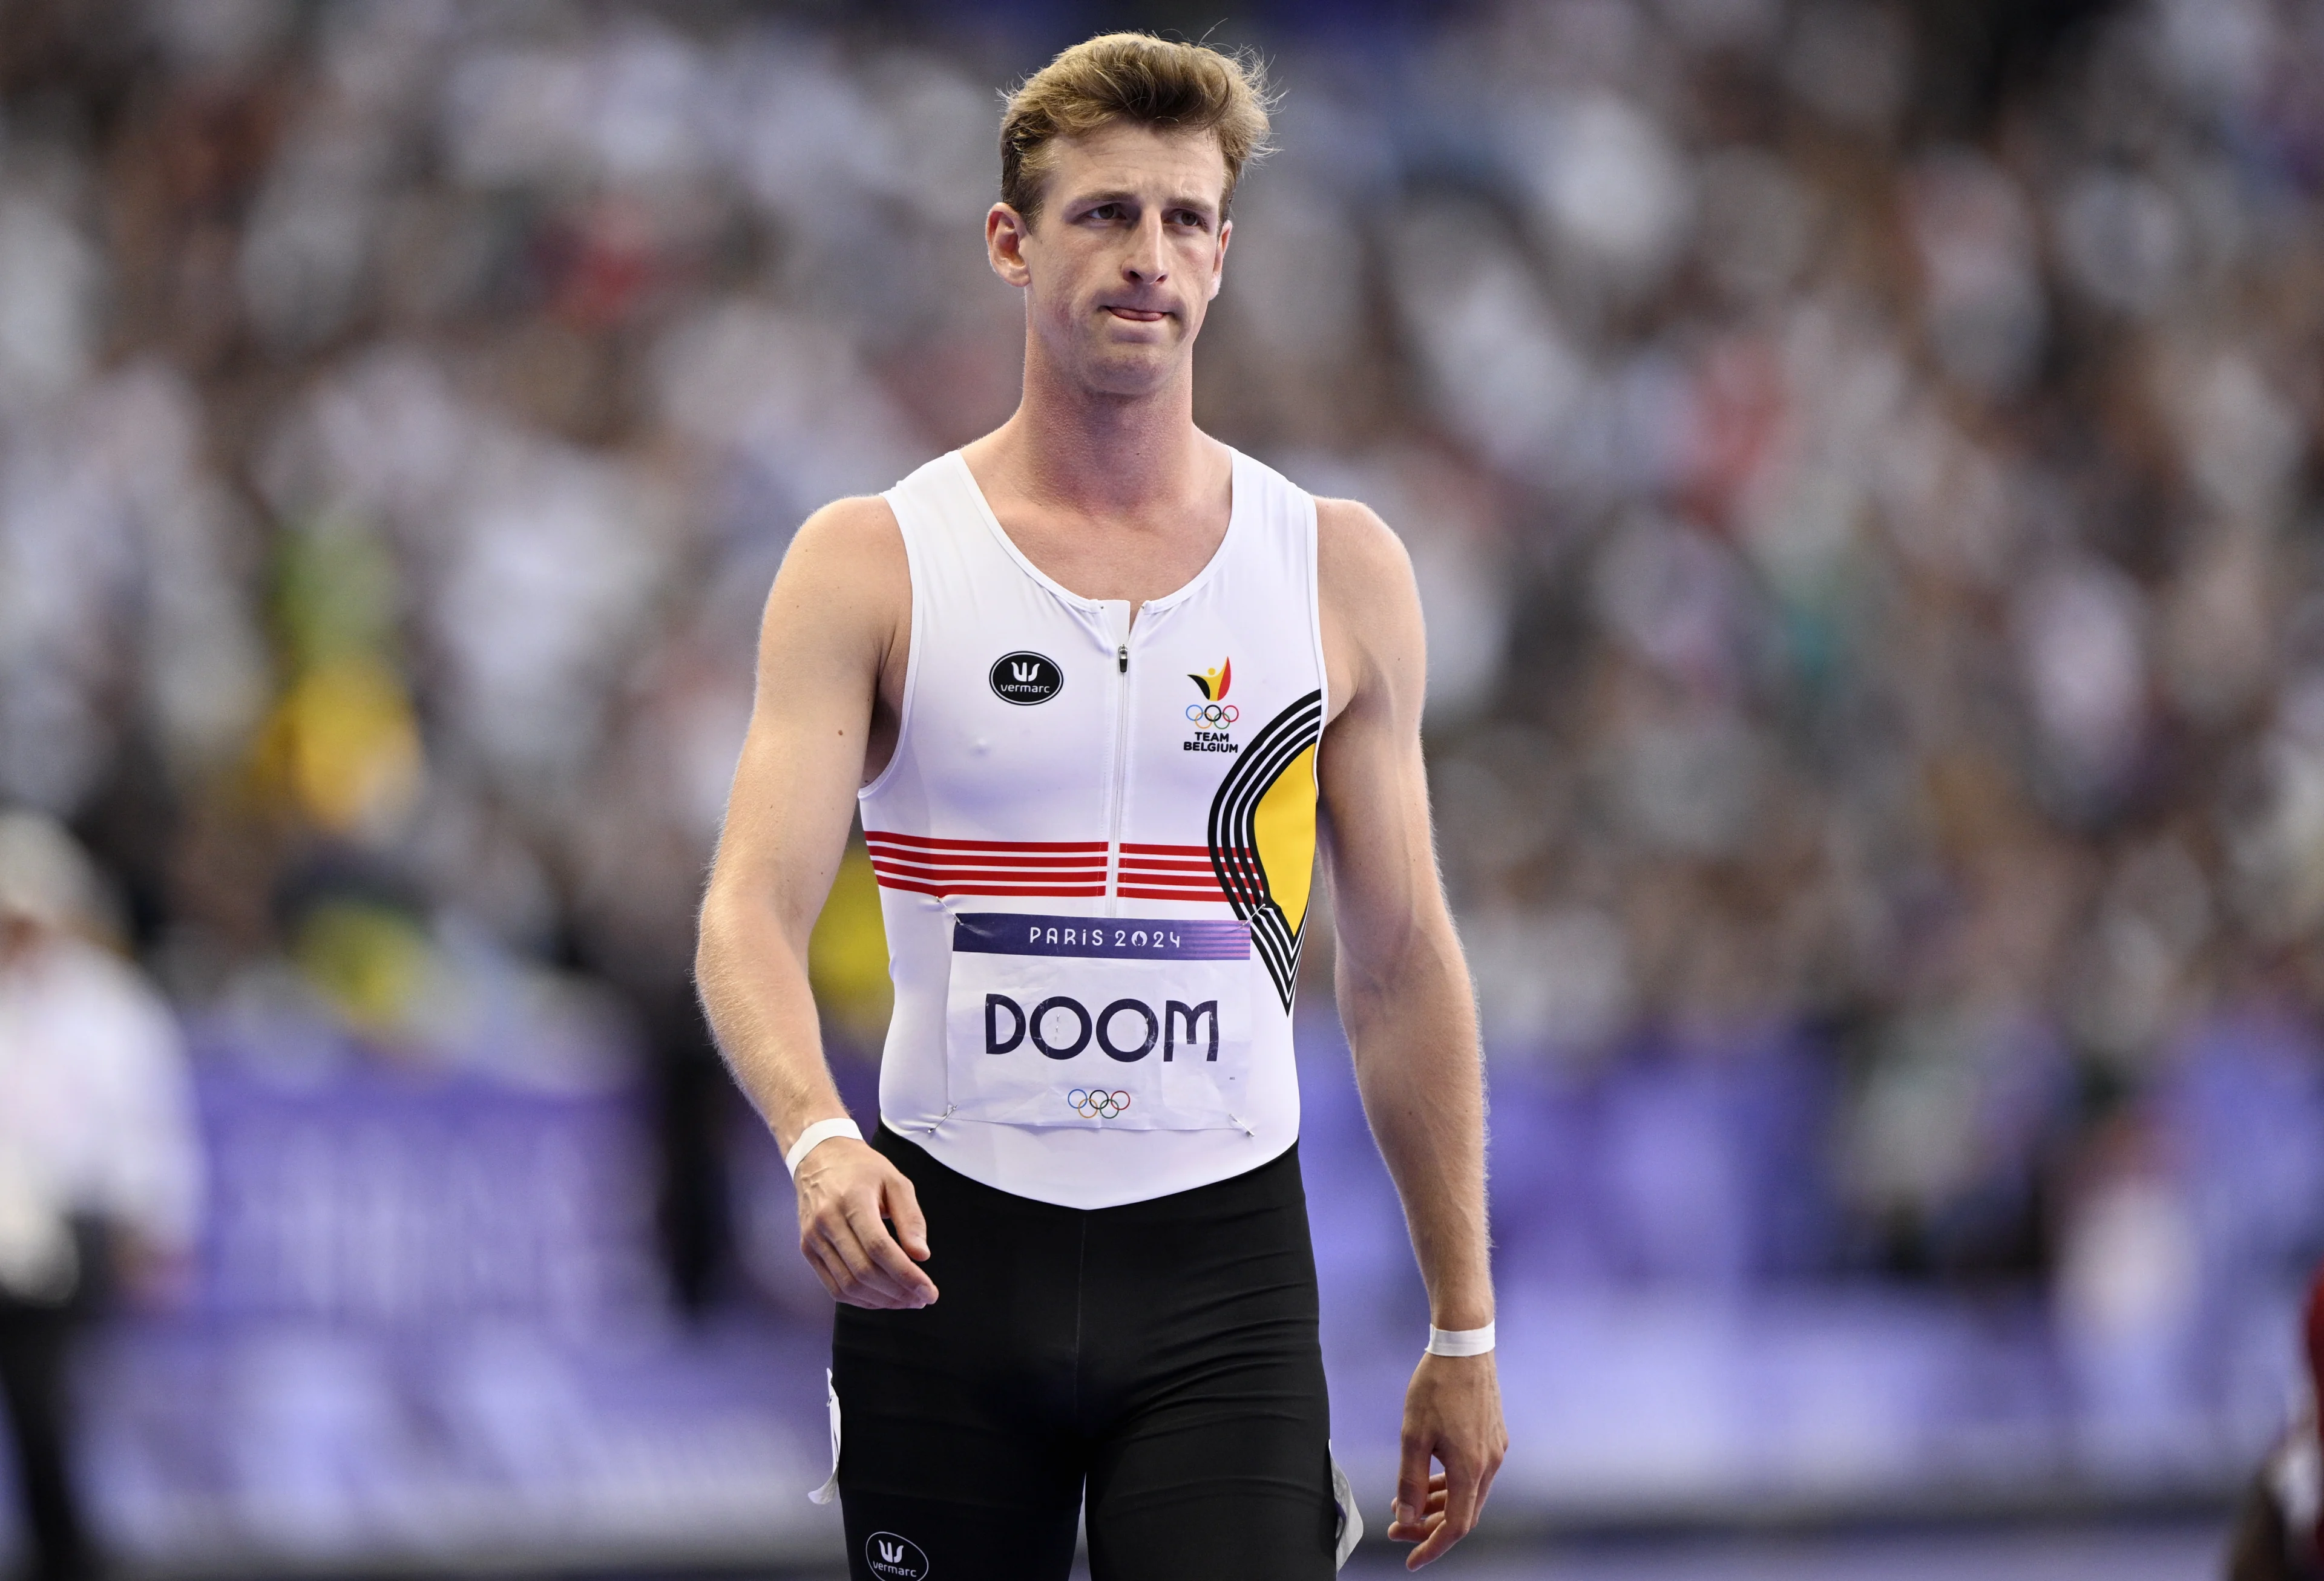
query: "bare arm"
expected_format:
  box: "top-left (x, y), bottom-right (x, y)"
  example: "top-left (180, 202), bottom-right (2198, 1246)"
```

top-left (1315, 497), bottom-right (1504, 1568)
top-left (695, 496), bottom-right (936, 1310)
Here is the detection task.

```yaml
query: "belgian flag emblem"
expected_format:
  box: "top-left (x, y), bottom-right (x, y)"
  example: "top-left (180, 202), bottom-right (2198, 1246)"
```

top-left (1206, 689), bottom-right (1322, 1012)
top-left (1189, 658), bottom-right (1232, 701)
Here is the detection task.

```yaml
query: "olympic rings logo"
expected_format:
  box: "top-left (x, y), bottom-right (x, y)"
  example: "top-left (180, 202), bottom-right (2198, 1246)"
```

top-left (1067, 1088), bottom-right (1132, 1119)
top-left (1184, 703), bottom-right (1239, 725)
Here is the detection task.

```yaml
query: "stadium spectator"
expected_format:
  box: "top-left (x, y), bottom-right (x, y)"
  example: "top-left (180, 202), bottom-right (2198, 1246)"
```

top-left (0, 813), bottom-right (202, 1580)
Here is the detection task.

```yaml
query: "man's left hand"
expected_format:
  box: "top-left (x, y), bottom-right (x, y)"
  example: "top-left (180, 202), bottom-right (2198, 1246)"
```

top-left (1387, 1350), bottom-right (1507, 1568)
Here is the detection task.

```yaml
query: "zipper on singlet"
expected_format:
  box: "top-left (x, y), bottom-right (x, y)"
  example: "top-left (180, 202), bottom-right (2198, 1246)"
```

top-left (1104, 615), bottom-right (1135, 914)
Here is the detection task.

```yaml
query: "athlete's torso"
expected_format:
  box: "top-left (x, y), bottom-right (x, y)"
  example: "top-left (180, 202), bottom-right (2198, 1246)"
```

top-left (861, 447), bottom-right (1326, 1209)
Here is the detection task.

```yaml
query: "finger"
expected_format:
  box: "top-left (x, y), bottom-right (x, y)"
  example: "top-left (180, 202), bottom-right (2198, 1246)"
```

top-left (799, 1239), bottom-right (842, 1299)
top-left (1386, 1494), bottom-right (1440, 1537)
top-left (1403, 1510), bottom-right (1448, 1570)
top-left (1388, 1471), bottom-right (1436, 1540)
top-left (1390, 1465), bottom-right (1449, 1539)
top-left (804, 1223), bottom-right (921, 1310)
top-left (1442, 1452), bottom-right (1483, 1538)
top-left (1407, 1523), bottom-right (1449, 1570)
top-left (844, 1197), bottom-right (937, 1304)
top-left (1392, 1474), bottom-right (1448, 1534)
top-left (821, 1251), bottom-right (916, 1309)
top-left (1407, 1461), bottom-right (1480, 1568)
top-left (817, 1218), bottom-right (916, 1306)
top-left (809, 1229), bottom-right (894, 1306)
top-left (851, 1191), bottom-right (936, 1298)
top-left (1393, 1433), bottom-right (1433, 1533)
top-left (884, 1171), bottom-right (931, 1261)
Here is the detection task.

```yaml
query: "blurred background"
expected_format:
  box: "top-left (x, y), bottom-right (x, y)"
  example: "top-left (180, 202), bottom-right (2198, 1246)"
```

top-left (0, 0), bottom-right (2319, 1575)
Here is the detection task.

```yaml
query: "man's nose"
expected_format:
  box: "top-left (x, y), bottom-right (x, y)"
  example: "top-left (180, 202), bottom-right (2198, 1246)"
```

top-left (1123, 214), bottom-right (1170, 284)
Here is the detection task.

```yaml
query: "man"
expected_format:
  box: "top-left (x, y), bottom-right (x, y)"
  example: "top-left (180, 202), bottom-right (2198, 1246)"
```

top-left (0, 811), bottom-right (203, 1581)
top-left (696, 33), bottom-right (1504, 1580)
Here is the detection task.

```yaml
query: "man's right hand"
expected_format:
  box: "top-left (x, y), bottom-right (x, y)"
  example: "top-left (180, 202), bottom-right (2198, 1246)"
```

top-left (793, 1137), bottom-right (938, 1309)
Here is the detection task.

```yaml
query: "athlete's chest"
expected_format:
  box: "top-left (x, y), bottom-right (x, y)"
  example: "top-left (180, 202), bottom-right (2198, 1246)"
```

top-left (894, 575), bottom-right (1324, 1009)
top-left (970, 482), bottom-right (1233, 611)
top-left (995, 528), bottom-right (1228, 612)
top-left (908, 579), bottom-right (1313, 825)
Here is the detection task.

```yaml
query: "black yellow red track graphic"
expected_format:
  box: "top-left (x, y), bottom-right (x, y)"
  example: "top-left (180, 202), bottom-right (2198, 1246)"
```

top-left (1206, 690), bottom-right (1322, 1012)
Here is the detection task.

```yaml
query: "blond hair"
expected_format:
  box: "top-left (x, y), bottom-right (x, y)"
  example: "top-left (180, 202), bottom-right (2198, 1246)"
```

top-left (1000, 33), bottom-right (1274, 226)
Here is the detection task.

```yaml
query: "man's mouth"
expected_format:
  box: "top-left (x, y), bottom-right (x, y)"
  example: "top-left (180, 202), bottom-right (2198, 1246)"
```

top-left (1105, 306), bottom-right (1169, 322)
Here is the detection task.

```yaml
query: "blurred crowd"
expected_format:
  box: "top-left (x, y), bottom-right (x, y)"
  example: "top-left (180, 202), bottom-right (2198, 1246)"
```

top-left (2, 0), bottom-right (2323, 1459)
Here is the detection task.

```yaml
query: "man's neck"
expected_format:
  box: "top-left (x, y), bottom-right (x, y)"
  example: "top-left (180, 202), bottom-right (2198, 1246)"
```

top-left (971, 338), bottom-right (1217, 522)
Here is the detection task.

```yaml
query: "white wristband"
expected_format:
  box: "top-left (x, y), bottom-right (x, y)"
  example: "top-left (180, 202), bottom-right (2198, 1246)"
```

top-left (1426, 1323), bottom-right (1496, 1358)
top-left (784, 1118), bottom-right (863, 1177)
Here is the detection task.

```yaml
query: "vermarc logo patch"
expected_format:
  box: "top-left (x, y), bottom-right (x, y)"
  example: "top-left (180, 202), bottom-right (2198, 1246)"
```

top-left (866, 1531), bottom-right (930, 1579)
top-left (990, 651), bottom-right (1063, 705)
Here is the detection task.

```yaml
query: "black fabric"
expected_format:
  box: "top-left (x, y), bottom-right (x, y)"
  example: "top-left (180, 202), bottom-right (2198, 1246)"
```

top-left (832, 1127), bottom-right (1337, 1581)
top-left (0, 1297), bottom-right (97, 1581)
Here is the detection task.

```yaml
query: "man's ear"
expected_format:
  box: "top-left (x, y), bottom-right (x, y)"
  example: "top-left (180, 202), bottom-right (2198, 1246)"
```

top-left (1207, 217), bottom-right (1232, 301)
top-left (988, 203), bottom-right (1034, 288)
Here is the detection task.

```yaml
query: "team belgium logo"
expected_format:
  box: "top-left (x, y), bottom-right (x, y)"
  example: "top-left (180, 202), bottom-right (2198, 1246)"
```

top-left (1207, 689), bottom-right (1322, 1013)
top-left (1184, 657), bottom-right (1241, 756)
top-left (1186, 658), bottom-right (1238, 724)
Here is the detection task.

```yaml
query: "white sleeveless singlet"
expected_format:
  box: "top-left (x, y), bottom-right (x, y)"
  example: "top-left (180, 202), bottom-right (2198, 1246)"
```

top-left (859, 448), bottom-right (1327, 1210)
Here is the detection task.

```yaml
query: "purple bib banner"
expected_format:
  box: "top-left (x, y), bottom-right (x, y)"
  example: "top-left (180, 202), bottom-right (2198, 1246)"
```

top-left (952, 913), bottom-right (1250, 961)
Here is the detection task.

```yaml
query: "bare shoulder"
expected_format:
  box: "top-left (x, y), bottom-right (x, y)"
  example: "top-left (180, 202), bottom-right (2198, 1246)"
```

top-left (1313, 496), bottom-right (1423, 722)
top-left (783, 494), bottom-right (905, 576)
top-left (760, 494), bottom-right (908, 672)
top-left (767, 495), bottom-right (904, 611)
top-left (1315, 496), bottom-right (1414, 596)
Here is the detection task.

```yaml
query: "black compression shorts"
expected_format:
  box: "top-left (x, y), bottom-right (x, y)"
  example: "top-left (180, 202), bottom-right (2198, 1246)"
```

top-left (830, 1125), bottom-right (1345, 1581)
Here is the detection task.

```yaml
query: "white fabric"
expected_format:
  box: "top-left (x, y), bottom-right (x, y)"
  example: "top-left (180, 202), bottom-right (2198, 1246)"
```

top-left (0, 935), bottom-right (202, 1298)
top-left (1426, 1323), bottom-right (1497, 1358)
top-left (0, 1148), bottom-right (76, 1301)
top-left (943, 919), bottom-right (1252, 1130)
top-left (862, 449), bottom-right (1327, 1209)
top-left (1330, 1444), bottom-right (1362, 1569)
top-left (809, 1368), bottom-right (841, 1505)
top-left (784, 1117), bottom-right (864, 1177)
top-left (2270, 1408), bottom-right (2322, 1545)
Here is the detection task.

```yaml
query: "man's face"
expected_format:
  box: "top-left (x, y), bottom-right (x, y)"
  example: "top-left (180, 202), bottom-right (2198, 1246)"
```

top-left (989, 122), bottom-right (1232, 398)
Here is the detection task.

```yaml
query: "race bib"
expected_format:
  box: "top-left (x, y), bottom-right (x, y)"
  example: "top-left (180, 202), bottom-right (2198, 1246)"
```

top-left (943, 913), bottom-right (1252, 1130)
